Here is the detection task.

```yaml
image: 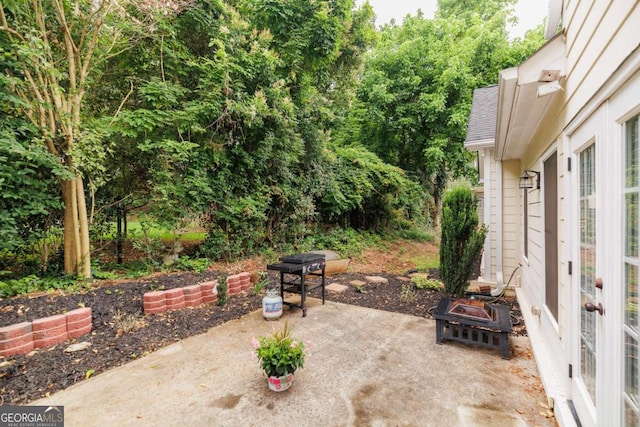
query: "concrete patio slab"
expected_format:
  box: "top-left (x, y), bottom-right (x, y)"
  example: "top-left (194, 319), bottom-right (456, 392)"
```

top-left (32, 299), bottom-right (556, 426)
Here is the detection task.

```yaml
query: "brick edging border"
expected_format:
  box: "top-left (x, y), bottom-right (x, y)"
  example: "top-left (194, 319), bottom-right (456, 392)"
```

top-left (142, 272), bottom-right (253, 315)
top-left (0, 307), bottom-right (92, 358)
top-left (1, 272), bottom-right (256, 357)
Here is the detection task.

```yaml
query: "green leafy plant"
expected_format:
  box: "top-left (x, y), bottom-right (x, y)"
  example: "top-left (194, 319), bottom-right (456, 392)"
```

top-left (440, 183), bottom-right (488, 297)
top-left (171, 256), bottom-right (211, 273)
top-left (253, 321), bottom-right (307, 377)
top-left (400, 283), bottom-right (417, 302)
top-left (252, 272), bottom-right (268, 296)
top-left (216, 276), bottom-right (228, 306)
top-left (0, 274), bottom-right (82, 297)
top-left (353, 284), bottom-right (366, 293)
top-left (412, 276), bottom-right (444, 291)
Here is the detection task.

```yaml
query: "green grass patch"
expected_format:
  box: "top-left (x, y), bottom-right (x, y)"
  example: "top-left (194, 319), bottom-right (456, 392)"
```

top-left (412, 254), bottom-right (440, 271)
top-left (104, 221), bottom-right (206, 242)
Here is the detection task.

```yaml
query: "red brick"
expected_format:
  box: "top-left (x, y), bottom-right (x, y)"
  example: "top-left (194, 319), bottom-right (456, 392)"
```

top-left (165, 294), bottom-right (185, 304)
top-left (32, 314), bottom-right (66, 331)
top-left (164, 288), bottom-right (184, 299)
top-left (0, 332), bottom-right (33, 351)
top-left (0, 322), bottom-right (32, 341)
top-left (67, 316), bottom-right (91, 330)
top-left (226, 275), bottom-right (241, 285)
top-left (239, 272), bottom-right (251, 281)
top-left (227, 287), bottom-right (243, 295)
top-left (183, 285), bottom-right (201, 296)
top-left (184, 296), bottom-right (203, 307)
top-left (0, 340), bottom-right (34, 357)
top-left (67, 324), bottom-right (92, 339)
top-left (202, 294), bottom-right (218, 304)
top-left (143, 291), bottom-right (166, 303)
top-left (165, 297), bottom-right (186, 310)
top-left (143, 300), bottom-right (166, 311)
top-left (32, 323), bottom-right (67, 341)
top-left (199, 283), bottom-right (215, 295)
top-left (239, 278), bottom-right (251, 289)
top-left (144, 306), bottom-right (168, 315)
top-left (66, 307), bottom-right (92, 323)
top-left (33, 331), bottom-right (68, 348)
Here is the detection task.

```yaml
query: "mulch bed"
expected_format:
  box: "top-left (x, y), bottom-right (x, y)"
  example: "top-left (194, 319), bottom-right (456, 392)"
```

top-left (0, 269), bottom-right (524, 405)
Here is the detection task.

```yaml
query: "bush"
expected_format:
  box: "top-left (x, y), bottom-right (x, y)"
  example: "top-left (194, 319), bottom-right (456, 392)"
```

top-left (411, 276), bottom-right (444, 291)
top-left (439, 183), bottom-right (487, 297)
top-left (216, 276), bottom-right (228, 306)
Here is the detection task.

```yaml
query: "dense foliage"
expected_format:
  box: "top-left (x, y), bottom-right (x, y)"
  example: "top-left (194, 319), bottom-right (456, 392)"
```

top-left (439, 183), bottom-right (487, 297)
top-left (0, 0), bottom-right (545, 282)
top-left (339, 0), bottom-right (544, 222)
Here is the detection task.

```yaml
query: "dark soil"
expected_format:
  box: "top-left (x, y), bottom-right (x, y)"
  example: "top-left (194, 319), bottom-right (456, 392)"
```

top-left (0, 268), bottom-right (524, 405)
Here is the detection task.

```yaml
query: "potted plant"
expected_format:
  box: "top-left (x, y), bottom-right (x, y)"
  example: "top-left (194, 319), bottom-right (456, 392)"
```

top-left (253, 321), bottom-right (307, 391)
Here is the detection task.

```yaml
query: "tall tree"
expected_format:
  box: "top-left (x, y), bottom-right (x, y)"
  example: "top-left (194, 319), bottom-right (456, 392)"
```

top-left (0, 0), bottom-right (187, 277)
top-left (341, 0), bottom-right (543, 223)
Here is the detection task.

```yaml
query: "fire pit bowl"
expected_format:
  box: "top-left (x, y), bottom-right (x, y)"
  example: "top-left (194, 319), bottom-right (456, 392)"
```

top-left (446, 299), bottom-right (496, 322)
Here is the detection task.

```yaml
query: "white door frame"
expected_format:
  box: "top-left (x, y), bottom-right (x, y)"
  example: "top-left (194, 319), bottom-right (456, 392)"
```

top-left (568, 105), bottom-right (610, 427)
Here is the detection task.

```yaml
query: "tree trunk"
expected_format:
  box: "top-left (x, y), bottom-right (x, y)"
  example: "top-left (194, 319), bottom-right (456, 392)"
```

top-left (62, 177), bottom-right (91, 278)
top-left (76, 176), bottom-right (92, 278)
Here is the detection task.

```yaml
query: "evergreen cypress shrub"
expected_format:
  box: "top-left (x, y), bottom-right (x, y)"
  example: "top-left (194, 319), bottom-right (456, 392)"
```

top-left (439, 183), bottom-right (488, 297)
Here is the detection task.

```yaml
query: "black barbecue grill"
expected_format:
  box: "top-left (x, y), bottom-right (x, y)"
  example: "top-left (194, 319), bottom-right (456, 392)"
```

top-left (267, 253), bottom-right (326, 317)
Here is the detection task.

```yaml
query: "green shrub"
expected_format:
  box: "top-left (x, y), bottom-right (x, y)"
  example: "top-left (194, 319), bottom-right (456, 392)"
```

top-left (0, 274), bottom-right (82, 298)
top-left (216, 276), bottom-right (228, 306)
top-left (439, 183), bottom-right (487, 297)
top-left (411, 276), bottom-right (444, 291)
top-left (171, 256), bottom-right (211, 273)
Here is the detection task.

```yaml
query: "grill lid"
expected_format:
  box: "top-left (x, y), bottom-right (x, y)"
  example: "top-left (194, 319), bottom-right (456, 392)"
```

top-left (280, 253), bottom-right (325, 264)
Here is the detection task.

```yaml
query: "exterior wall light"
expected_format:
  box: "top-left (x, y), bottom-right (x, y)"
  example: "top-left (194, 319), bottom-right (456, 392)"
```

top-left (519, 170), bottom-right (540, 190)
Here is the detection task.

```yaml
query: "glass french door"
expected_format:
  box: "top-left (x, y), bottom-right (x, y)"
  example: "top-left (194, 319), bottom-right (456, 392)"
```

top-left (624, 113), bottom-right (640, 426)
top-left (571, 110), bottom-right (605, 427)
top-left (579, 143), bottom-right (598, 403)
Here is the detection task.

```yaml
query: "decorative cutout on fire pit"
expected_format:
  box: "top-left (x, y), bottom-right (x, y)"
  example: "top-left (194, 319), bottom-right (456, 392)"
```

top-left (447, 299), bottom-right (496, 322)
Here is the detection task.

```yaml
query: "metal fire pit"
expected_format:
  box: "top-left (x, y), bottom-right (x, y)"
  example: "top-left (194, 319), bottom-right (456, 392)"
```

top-left (266, 253), bottom-right (326, 317)
top-left (433, 297), bottom-right (512, 359)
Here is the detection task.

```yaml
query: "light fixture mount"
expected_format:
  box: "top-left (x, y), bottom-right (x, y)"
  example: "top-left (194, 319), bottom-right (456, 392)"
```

top-left (519, 170), bottom-right (540, 190)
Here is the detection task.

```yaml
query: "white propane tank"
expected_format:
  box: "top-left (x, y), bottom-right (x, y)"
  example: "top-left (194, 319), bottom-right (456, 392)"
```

top-left (262, 288), bottom-right (283, 320)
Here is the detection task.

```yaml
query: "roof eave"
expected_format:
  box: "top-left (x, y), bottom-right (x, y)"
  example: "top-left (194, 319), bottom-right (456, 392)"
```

top-left (495, 34), bottom-right (567, 161)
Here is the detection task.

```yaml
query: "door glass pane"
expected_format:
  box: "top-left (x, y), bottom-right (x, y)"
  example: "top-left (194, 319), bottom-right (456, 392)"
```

top-left (579, 143), bottom-right (597, 403)
top-left (627, 264), bottom-right (639, 331)
top-left (626, 335), bottom-right (639, 408)
top-left (625, 113), bottom-right (640, 426)
top-left (628, 115), bottom-right (639, 188)
top-left (627, 193), bottom-right (639, 258)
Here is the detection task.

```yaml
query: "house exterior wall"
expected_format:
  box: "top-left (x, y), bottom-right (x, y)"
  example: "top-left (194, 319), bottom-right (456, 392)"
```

top-left (563, 1), bottom-right (639, 127)
top-left (502, 160), bottom-right (521, 287)
top-left (514, 1), bottom-right (640, 426)
top-left (488, 152), bottom-right (498, 282)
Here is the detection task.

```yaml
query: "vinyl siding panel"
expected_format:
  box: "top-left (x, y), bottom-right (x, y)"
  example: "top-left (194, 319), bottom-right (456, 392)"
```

top-left (564, 1), bottom-right (639, 127)
top-left (502, 160), bottom-right (521, 283)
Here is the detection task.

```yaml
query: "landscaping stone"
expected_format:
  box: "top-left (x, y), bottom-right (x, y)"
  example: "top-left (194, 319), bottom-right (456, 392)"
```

top-left (364, 276), bottom-right (388, 284)
top-left (349, 280), bottom-right (367, 287)
top-left (326, 283), bottom-right (348, 293)
top-left (64, 342), bottom-right (92, 353)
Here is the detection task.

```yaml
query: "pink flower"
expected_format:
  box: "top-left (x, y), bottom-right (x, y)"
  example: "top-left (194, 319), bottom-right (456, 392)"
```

top-left (252, 337), bottom-right (260, 349)
top-left (305, 340), bottom-right (313, 349)
top-left (290, 340), bottom-right (299, 348)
